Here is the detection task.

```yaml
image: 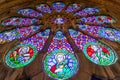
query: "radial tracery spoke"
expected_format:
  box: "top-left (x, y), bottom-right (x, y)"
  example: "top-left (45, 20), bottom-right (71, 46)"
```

top-left (20, 29), bottom-right (50, 52)
top-left (0, 1), bottom-right (119, 79)
top-left (63, 29), bottom-right (80, 53)
top-left (40, 30), bottom-right (56, 53)
top-left (43, 30), bottom-right (79, 80)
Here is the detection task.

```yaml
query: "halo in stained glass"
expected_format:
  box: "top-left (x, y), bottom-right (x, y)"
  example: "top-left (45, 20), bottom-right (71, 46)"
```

top-left (0, 1), bottom-right (119, 79)
top-left (83, 42), bottom-right (118, 66)
top-left (5, 44), bottom-right (37, 68)
top-left (43, 49), bottom-right (79, 80)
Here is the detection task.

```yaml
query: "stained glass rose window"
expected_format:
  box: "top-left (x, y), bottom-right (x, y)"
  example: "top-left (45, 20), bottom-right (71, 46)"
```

top-left (0, 1), bottom-right (119, 80)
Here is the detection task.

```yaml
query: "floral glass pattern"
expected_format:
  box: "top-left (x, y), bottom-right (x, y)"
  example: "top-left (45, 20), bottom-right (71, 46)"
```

top-left (0, 1), bottom-right (119, 80)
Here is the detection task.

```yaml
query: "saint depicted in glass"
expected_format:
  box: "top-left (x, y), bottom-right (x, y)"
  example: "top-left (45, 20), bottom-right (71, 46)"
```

top-left (5, 44), bottom-right (37, 68)
top-left (0, 1), bottom-right (119, 79)
top-left (83, 42), bottom-right (118, 66)
top-left (44, 49), bottom-right (78, 80)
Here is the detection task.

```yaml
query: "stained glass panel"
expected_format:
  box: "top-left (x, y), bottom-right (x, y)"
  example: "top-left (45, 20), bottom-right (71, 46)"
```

top-left (80, 16), bottom-right (117, 25)
top-left (69, 29), bottom-right (96, 50)
top-left (69, 29), bottom-right (118, 66)
top-left (0, 25), bottom-right (40, 44)
top-left (48, 31), bottom-right (73, 53)
top-left (1, 18), bottom-right (39, 27)
top-left (17, 25), bottom-right (40, 38)
top-left (77, 24), bottom-right (120, 42)
top-left (52, 2), bottom-right (65, 12)
top-left (77, 24), bottom-right (102, 37)
top-left (5, 44), bottom-right (37, 68)
top-left (17, 8), bottom-right (43, 18)
top-left (36, 4), bottom-right (52, 13)
top-left (98, 28), bottom-right (120, 42)
top-left (83, 42), bottom-right (118, 66)
top-left (21, 29), bottom-right (50, 52)
top-left (74, 7), bottom-right (100, 16)
top-left (66, 4), bottom-right (81, 13)
top-left (53, 18), bottom-right (65, 24)
top-left (44, 31), bottom-right (79, 79)
top-left (0, 1), bottom-right (119, 78)
top-left (0, 29), bottom-right (20, 44)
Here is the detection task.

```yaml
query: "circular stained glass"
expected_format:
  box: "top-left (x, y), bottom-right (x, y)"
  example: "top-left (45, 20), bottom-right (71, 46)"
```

top-left (0, 1), bottom-right (119, 79)
top-left (83, 42), bottom-right (118, 66)
top-left (54, 18), bottom-right (65, 24)
top-left (43, 49), bottom-right (79, 80)
top-left (5, 44), bottom-right (37, 68)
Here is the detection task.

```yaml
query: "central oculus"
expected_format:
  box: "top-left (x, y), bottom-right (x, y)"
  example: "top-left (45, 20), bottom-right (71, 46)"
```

top-left (54, 17), bottom-right (65, 24)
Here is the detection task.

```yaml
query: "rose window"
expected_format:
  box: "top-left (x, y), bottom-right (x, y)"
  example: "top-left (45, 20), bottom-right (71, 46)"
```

top-left (0, 1), bottom-right (120, 80)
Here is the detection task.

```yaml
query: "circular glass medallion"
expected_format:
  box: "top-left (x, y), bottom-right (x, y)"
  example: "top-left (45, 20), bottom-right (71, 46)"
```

top-left (5, 44), bottom-right (37, 68)
top-left (83, 42), bottom-right (118, 66)
top-left (54, 18), bottom-right (65, 24)
top-left (43, 49), bottom-right (79, 80)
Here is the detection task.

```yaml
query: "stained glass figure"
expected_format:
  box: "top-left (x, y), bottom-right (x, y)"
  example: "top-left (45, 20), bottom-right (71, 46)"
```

top-left (0, 1), bottom-right (119, 79)
top-left (83, 42), bottom-right (118, 66)
top-left (17, 8), bottom-right (43, 18)
top-left (5, 44), bottom-right (37, 68)
top-left (44, 31), bottom-right (79, 79)
top-left (69, 29), bottom-right (118, 65)
top-left (1, 18), bottom-right (39, 27)
top-left (74, 7), bottom-right (100, 16)
top-left (52, 2), bottom-right (65, 12)
top-left (80, 16), bottom-right (117, 25)
top-left (66, 4), bottom-right (81, 13)
top-left (36, 4), bottom-right (52, 13)
top-left (44, 49), bottom-right (78, 79)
